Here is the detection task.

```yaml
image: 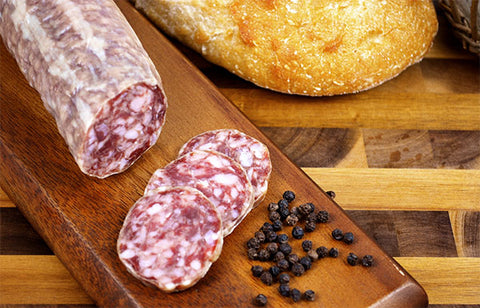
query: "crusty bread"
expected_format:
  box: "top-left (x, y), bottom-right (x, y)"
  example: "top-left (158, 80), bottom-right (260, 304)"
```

top-left (132, 0), bottom-right (438, 96)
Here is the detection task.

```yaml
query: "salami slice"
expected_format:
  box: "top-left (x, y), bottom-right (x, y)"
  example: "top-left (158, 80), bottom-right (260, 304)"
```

top-left (179, 129), bottom-right (272, 204)
top-left (145, 150), bottom-right (254, 236)
top-left (0, 0), bottom-right (167, 178)
top-left (117, 186), bottom-right (223, 292)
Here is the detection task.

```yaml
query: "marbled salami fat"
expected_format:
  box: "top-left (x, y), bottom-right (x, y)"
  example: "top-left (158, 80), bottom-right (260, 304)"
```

top-left (146, 150), bottom-right (254, 236)
top-left (0, 0), bottom-right (167, 178)
top-left (117, 186), bottom-right (223, 292)
top-left (179, 129), bottom-right (271, 204)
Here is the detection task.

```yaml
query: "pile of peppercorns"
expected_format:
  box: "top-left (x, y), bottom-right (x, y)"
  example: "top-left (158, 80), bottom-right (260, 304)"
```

top-left (248, 190), bottom-right (374, 306)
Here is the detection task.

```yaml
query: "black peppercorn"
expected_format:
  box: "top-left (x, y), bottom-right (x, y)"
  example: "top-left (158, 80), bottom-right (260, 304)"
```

top-left (269, 210), bottom-right (281, 222)
top-left (316, 210), bottom-right (329, 223)
top-left (302, 240), bottom-right (313, 252)
top-left (299, 202), bottom-right (315, 216)
top-left (268, 202), bottom-right (279, 212)
top-left (299, 256), bottom-right (312, 270)
top-left (285, 214), bottom-right (299, 226)
top-left (326, 190), bottom-right (336, 199)
top-left (278, 198), bottom-right (289, 209)
top-left (266, 242), bottom-right (278, 256)
top-left (278, 207), bottom-right (290, 220)
top-left (316, 246), bottom-right (329, 259)
top-left (307, 249), bottom-right (319, 261)
top-left (269, 265), bottom-right (281, 278)
top-left (277, 233), bottom-right (289, 244)
top-left (362, 255), bottom-right (374, 267)
top-left (247, 237), bottom-right (261, 250)
top-left (343, 232), bottom-right (354, 244)
top-left (283, 190), bottom-right (296, 203)
top-left (254, 231), bottom-right (266, 243)
top-left (347, 253), bottom-right (358, 266)
top-left (272, 220), bottom-right (283, 231)
top-left (291, 263), bottom-right (305, 276)
top-left (290, 288), bottom-right (302, 302)
top-left (254, 294), bottom-right (267, 306)
top-left (251, 265), bottom-right (264, 277)
top-left (304, 220), bottom-right (316, 232)
top-left (278, 273), bottom-right (290, 284)
top-left (277, 259), bottom-right (290, 272)
top-left (258, 249), bottom-right (270, 261)
top-left (278, 283), bottom-right (290, 297)
top-left (332, 228), bottom-right (344, 241)
top-left (261, 222), bottom-right (274, 233)
top-left (287, 253), bottom-right (299, 265)
top-left (305, 212), bottom-right (317, 223)
top-left (260, 271), bottom-right (273, 286)
top-left (303, 290), bottom-right (315, 301)
top-left (264, 230), bottom-right (278, 243)
top-left (279, 243), bottom-right (292, 255)
top-left (290, 206), bottom-right (302, 219)
top-left (248, 248), bottom-right (258, 260)
top-left (329, 247), bottom-right (339, 258)
top-left (292, 226), bottom-right (304, 239)
top-left (273, 251), bottom-right (285, 262)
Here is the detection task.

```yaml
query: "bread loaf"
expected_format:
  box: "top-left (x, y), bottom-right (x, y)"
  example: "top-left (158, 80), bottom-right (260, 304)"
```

top-left (133, 0), bottom-right (438, 96)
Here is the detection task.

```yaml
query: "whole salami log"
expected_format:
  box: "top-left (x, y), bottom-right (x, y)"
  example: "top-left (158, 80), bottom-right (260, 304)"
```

top-left (179, 129), bottom-right (271, 204)
top-left (0, 0), bottom-right (167, 178)
top-left (145, 150), bottom-right (254, 236)
top-left (117, 186), bottom-right (223, 292)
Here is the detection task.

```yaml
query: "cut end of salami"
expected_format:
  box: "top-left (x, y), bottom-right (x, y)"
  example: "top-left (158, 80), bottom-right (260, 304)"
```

top-left (117, 186), bottom-right (223, 292)
top-left (179, 129), bottom-right (272, 204)
top-left (0, 0), bottom-right (168, 179)
top-left (80, 83), bottom-right (166, 178)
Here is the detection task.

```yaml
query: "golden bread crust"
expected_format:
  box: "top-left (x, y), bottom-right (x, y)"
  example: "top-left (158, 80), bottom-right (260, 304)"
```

top-left (133, 0), bottom-right (438, 96)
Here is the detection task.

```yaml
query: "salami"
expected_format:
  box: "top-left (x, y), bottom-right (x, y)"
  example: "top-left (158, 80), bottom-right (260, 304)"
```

top-left (179, 129), bottom-right (272, 204)
top-left (117, 186), bottom-right (223, 292)
top-left (145, 150), bottom-right (254, 236)
top-left (0, 0), bottom-right (167, 178)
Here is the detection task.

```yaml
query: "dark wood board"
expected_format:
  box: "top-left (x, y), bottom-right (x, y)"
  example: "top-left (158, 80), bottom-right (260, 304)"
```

top-left (0, 1), bottom-right (428, 307)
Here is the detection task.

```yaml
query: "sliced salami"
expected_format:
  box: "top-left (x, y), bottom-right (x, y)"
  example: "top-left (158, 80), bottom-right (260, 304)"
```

top-left (145, 150), bottom-right (254, 236)
top-left (0, 0), bottom-right (167, 178)
top-left (179, 129), bottom-right (272, 204)
top-left (117, 186), bottom-right (223, 292)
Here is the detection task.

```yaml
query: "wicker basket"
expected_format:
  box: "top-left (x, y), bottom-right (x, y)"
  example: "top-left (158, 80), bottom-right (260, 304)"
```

top-left (438, 0), bottom-right (480, 54)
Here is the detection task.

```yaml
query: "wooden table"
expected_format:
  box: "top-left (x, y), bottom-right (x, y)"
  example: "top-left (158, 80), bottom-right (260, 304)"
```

top-left (1, 3), bottom-right (479, 308)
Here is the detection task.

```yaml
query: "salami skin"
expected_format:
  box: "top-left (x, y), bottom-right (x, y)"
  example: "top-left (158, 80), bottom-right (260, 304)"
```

top-left (117, 186), bottom-right (223, 292)
top-left (145, 150), bottom-right (254, 236)
top-left (0, 0), bottom-right (167, 178)
top-left (179, 129), bottom-right (272, 204)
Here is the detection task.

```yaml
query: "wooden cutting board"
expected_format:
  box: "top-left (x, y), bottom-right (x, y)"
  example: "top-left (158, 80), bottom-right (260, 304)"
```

top-left (0, 1), bottom-right (428, 307)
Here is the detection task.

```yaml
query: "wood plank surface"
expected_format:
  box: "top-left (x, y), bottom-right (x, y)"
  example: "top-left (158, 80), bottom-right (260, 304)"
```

top-left (397, 257), bottom-right (480, 305)
top-left (303, 168), bottom-right (480, 211)
top-left (1, 256), bottom-right (479, 306)
top-left (224, 91), bottom-right (480, 130)
top-left (0, 187), bottom-right (14, 208)
top-left (1, 1), bottom-right (479, 307)
top-left (0, 256), bottom-right (94, 305)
